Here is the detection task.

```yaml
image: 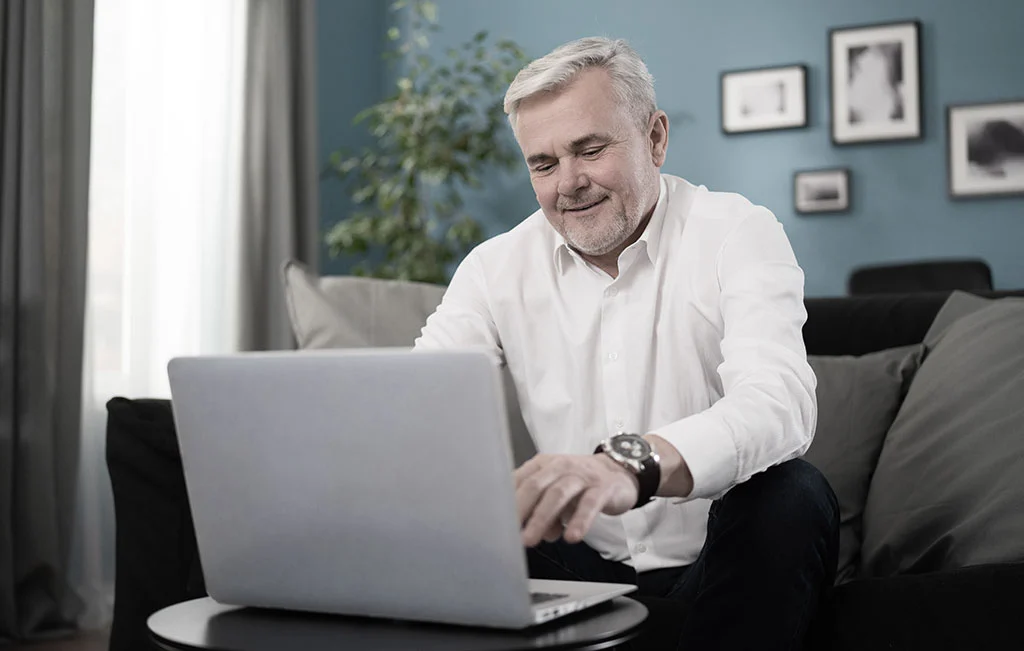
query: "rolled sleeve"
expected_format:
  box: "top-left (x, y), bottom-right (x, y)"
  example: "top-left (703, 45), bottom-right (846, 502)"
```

top-left (653, 207), bottom-right (817, 500)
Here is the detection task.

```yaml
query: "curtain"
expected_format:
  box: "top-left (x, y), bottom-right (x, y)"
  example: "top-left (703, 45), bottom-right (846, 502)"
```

top-left (0, 0), bottom-right (95, 642)
top-left (239, 0), bottom-right (320, 351)
top-left (76, 0), bottom-right (319, 629)
top-left (77, 0), bottom-right (249, 630)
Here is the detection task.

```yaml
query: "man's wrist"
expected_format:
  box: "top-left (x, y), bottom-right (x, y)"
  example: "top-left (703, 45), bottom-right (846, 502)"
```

top-left (643, 434), bottom-right (694, 498)
top-left (596, 453), bottom-right (640, 493)
top-left (595, 434), bottom-right (660, 508)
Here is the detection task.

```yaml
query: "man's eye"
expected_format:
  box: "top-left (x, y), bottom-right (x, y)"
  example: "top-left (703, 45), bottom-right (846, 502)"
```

top-left (534, 163), bottom-right (554, 173)
top-left (583, 147), bottom-right (606, 157)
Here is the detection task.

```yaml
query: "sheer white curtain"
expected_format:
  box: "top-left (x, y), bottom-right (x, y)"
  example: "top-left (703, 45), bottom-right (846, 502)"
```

top-left (73, 0), bottom-right (248, 628)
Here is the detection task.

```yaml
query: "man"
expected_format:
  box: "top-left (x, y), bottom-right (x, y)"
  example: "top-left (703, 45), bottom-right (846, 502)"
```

top-left (415, 37), bottom-right (838, 650)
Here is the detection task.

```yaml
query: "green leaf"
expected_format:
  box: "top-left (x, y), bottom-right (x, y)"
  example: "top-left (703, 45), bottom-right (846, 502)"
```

top-left (353, 185), bottom-right (376, 203)
top-left (321, 16), bottom-right (529, 283)
top-left (421, 1), bottom-right (437, 23)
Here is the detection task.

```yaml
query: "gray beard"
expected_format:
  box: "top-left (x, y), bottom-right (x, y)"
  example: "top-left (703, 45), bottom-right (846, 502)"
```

top-left (562, 210), bottom-right (635, 256)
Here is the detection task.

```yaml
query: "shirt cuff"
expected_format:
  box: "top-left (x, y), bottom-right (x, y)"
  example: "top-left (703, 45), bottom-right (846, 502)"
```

top-left (651, 412), bottom-right (738, 500)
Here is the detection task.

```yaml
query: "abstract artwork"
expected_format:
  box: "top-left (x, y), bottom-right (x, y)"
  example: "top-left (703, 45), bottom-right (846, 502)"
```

top-left (794, 168), bottom-right (851, 214)
top-left (721, 65), bottom-right (808, 134)
top-left (948, 100), bottom-right (1024, 198)
top-left (830, 21), bottom-right (922, 144)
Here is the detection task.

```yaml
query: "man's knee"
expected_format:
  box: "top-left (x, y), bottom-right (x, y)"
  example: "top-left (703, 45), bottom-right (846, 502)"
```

top-left (716, 459), bottom-right (839, 559)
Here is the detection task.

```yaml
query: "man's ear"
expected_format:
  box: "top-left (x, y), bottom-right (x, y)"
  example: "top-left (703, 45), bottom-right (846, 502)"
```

top-left (648, 110), bottom-right (669, 167)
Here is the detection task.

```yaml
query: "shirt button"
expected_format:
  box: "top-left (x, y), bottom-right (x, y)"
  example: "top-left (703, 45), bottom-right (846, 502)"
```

top-left (607, 352), bottom-right (618, 361)
top-left (607, 287), bottom-right (618, 297)
top-left (634, 543), bottom-right (647, 554)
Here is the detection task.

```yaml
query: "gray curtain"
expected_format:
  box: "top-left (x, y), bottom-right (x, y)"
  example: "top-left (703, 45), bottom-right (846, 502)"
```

top-left (239, 0), bottom-right (320, 351)
top-left (0, 0), bottom-right (94, 642)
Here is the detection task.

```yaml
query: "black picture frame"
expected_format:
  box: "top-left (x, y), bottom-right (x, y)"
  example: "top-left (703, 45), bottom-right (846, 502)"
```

top-left (794, 168), bottom-right (851, 214)
top-left (720, 64), bottom-right (808, 135)
top-left (947, 99), bottom-right (1024, 200)
top-left (829, 20), bottom-right (923, 145)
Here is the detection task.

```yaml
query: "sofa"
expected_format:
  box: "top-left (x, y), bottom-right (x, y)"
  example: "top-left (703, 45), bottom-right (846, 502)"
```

top-left (105, 266), bottom-right (1024, 650)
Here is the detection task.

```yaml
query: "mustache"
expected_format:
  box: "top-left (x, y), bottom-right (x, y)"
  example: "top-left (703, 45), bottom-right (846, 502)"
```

top-left (557, 195), bottom-right (606, 211)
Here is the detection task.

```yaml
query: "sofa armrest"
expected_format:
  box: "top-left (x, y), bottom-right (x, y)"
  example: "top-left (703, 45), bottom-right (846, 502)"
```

top-left (825, 561), bottom-right (1024, 650)
top-left (106, 398), bottom-right (205, 651)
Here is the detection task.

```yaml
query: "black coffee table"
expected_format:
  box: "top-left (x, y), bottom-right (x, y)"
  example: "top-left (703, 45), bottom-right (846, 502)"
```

top-left (148, 596), bottom-right (648, 651)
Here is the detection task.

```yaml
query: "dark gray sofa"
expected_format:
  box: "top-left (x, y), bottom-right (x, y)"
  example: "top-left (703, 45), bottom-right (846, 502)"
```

top-left (106, 288), bottom-right (1024, 650)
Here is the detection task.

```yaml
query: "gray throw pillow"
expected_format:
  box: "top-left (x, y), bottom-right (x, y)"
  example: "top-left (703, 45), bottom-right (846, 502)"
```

top-left (804, 345), bottom-right (924, 583)
top-left (922, 290), bottom-right (992, 346)
top-left (860, 298), bottom-right (1024, 577)
top-left (281, 260), bottom-right (446, 349)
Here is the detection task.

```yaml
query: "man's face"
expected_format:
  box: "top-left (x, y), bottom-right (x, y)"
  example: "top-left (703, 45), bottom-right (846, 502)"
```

top-left (515, 68), bottom-right (661, 257)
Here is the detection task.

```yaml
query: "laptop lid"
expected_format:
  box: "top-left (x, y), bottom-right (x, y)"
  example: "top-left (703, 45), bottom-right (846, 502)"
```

top-left (168, 349), bottom-right (537, 628)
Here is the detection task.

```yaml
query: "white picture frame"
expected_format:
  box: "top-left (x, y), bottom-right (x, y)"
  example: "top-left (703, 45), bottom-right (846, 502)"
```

top-left (948, 100), bottom-right (1024, 199)
top-left (721, 64), bottom-right (808, 134)
top-left (830, 21), bottom-right (922, 145)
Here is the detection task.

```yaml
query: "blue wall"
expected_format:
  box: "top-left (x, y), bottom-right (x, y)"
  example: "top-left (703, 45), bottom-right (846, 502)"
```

top-left (316, 0), bottom-right (1024, 296)
top-left (315, 0), bottom-right (385, 275)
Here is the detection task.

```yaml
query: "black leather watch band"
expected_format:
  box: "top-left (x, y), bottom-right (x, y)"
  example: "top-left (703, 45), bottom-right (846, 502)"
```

top-left (594, 438), bottom-right (661, 509)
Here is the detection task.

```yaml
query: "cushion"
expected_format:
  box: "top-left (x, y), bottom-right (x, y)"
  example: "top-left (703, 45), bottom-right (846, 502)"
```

top-left (860, 298), bottom-right (1024, 576)
top-left (281, 260), bottom-right (446, 349)
top-left (281, 262), bottom-right (538, 465)
top-left (922, 289), bottom-right (992, 345)
top-left (803, 345), bottom-right (924, 583)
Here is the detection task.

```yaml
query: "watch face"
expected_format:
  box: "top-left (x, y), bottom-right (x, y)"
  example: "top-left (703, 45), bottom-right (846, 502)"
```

top-left (611, 434), bottom-right (650, 461)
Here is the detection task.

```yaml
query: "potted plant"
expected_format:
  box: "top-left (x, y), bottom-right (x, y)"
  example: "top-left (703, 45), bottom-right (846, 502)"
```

top-left (324, 0), bottom-right (528, 284)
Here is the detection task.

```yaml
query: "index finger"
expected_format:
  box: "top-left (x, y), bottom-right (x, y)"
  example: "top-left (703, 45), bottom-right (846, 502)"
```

top-left (513, 454), bottom-right (547, 488)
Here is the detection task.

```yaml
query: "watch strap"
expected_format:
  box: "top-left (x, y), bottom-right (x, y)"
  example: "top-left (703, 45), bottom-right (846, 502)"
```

top-left (595, 439), bottom-right (661, 509)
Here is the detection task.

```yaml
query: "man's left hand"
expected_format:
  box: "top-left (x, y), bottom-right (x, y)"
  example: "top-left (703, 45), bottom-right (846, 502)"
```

top-left (514, 453), bottom-right (638, 547)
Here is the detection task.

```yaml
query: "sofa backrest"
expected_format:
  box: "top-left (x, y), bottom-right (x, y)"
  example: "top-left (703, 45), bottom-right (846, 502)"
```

top-left (803, 289), bottom-right (1024, 357)
top-left (283, 260), bottom-right (1024, 357)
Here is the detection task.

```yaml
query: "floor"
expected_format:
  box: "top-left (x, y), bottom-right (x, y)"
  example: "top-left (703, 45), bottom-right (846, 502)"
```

top-left (6, 629), bottom-right (109, 651)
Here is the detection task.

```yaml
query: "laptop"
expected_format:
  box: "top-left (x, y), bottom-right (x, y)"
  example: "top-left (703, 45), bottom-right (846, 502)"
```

top-left (167, 348), bottom-right (636, 629)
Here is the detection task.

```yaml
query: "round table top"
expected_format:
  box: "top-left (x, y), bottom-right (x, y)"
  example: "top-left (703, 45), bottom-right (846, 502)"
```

top-left (148, 596), bottom-right (648, 651)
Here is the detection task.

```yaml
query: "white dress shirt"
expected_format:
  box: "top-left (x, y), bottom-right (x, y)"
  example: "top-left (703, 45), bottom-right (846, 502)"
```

top-left (414, 174), bottom-right (817, 572)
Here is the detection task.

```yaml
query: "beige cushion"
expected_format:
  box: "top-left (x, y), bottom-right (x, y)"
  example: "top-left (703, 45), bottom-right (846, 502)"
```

top-left (281, 260), bottom-right (446, 349)
top-left (280, 260), bottom-right (538, 465)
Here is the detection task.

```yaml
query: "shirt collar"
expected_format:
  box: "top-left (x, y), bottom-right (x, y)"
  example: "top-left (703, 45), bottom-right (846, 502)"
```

top-left (552, 175), bottom-right (669, 275)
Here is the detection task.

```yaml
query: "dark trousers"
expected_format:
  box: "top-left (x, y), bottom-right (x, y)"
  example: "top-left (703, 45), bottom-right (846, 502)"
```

top-left (527, 459), bottom-right (840, 651)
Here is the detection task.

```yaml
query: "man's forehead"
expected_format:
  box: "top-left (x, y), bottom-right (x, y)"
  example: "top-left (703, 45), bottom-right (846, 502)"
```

top-left (517, 94), bottom-right (627, 156)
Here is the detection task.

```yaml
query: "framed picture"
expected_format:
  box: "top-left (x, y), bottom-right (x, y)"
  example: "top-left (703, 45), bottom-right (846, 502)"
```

top-left (721, 64), bottom-right (807, 134)
top-left (794, 168), bottom-right (851, 214)
top-left (948, 100), bottom-right (1024, 199)
top-left (830, 20), bottom-right (922, 144)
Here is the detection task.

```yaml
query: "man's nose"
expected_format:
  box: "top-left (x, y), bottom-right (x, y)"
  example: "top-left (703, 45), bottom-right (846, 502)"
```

top-left (556, 159), bottom-right (590, 197)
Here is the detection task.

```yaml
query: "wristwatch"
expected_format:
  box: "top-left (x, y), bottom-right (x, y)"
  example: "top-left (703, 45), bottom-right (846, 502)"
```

top-left (594, 433), bottom-right (661, 509)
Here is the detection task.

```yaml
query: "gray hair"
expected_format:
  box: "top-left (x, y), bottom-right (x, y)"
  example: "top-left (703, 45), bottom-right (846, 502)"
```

top-left (504, 37), bottom-right (657, 135)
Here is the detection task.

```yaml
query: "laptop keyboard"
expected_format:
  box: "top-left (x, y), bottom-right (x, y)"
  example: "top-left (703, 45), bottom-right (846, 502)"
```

top-left (530, 591), bottom-right (569, 604)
